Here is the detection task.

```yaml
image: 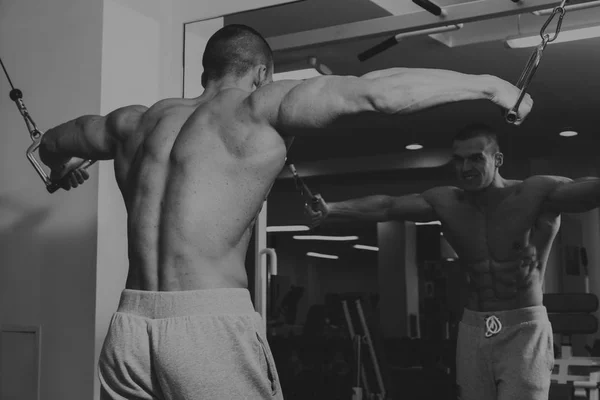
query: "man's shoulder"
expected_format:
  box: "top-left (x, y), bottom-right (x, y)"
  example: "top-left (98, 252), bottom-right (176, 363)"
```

top-left (247, 81), bottom-right (303, 111)
top-left (522, 175), bottom-right (572, 191)
top-left (422, 185), bottom-right (462, 205)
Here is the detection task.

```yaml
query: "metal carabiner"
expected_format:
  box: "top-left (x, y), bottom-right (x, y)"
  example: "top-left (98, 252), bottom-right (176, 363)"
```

top-left (539, 2), bottom-right (567, 43)
top-left (9, 88), bottom-right (43, 141)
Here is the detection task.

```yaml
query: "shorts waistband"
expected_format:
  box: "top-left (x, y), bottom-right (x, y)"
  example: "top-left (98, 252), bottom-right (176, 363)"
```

top-left (461, 305), bottom-right (548, 328)
top-left (116, 288), bottom-right (255, 319)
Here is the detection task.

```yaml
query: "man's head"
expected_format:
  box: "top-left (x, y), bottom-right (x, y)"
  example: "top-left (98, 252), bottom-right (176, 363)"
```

top-left (201, 24), bottom-right (274, 90)
top-left (451, 123), bottom-right (504, 191)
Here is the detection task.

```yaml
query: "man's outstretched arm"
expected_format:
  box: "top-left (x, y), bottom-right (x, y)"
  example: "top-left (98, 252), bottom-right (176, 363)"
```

top-left (306, 191), bottom-right (439, 228)
top-left (39, 105), bottom-right (147, 170)
top-left (251, 68), bottom-right (532, 136)
top-left (540, 176), bottom-right (600, 214)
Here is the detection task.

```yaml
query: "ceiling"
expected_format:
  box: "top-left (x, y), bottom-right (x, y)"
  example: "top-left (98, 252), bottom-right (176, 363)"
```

top-left (221, 0), bottom-right (600, 165)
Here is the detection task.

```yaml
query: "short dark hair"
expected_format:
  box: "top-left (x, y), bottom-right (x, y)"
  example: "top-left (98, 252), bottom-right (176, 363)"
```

top-left (201, 24), bottom-right (273, 86)
top-left (452, 123), bottom-right (500, 153)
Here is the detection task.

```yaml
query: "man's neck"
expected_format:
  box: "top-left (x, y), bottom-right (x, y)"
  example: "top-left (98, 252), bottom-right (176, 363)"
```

top-left (201, 76), bottom-right (253, 97)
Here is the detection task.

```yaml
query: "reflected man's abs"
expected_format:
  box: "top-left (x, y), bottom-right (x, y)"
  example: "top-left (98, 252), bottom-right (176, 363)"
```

top-left (436, 187), bottom-right (561, 312)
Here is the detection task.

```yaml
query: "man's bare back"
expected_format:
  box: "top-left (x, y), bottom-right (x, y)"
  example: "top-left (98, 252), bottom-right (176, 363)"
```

top-left (115, 90), bottom-right (288, 291)
top-left (426, 177), bottom-right (561, 311)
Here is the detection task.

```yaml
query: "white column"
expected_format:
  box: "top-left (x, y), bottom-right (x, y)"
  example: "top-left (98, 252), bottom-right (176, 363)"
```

top-left (254, 201), bottom-right (268, 319)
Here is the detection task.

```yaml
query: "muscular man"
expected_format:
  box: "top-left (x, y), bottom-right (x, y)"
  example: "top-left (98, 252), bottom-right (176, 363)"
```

top-left (306, 123), bottom-right (600, 400)
top-left (39, 24), bottom-right (531, 400)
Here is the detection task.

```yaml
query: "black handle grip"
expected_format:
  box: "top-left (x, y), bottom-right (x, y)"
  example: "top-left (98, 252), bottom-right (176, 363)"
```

top-left (505, 110), bottom-right (518, 124)
top-left (358, 36), bottom-right (398, 62)
top-left (45, 159), bottom-right (96, 194)
top-left (47, 182), bottom-right (60, 193)
top-left (413, 0), bottom-right (444, 16)
top-left (310, 196), bottom-right (320, 211)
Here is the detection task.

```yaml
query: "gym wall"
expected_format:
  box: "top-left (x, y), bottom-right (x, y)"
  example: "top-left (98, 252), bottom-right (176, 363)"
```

top-left (0, 0), bottom-right (103, 399)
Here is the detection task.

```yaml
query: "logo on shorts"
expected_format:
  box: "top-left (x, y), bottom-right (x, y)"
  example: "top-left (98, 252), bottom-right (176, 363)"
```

top-left (484, 315), bottom-right (502, 338)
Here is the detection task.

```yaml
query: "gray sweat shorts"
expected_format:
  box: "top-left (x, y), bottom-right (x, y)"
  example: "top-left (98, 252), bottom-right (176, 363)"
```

top-left (98, 288), bottom-right (282, 400)
top-left (456, 305), bottom-right (555, 400)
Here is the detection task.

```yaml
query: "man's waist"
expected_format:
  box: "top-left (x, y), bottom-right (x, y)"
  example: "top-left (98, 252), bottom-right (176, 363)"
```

top-left (116, 287), bottom-right (255, 319)
top-left (126, 258), bottom-right (248, 291)
top-left (461, 304), bottom-right (548, 328)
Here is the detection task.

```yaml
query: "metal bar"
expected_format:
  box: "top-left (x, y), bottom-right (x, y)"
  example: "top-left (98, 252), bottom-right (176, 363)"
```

top-left (393, 23), bottom-right (463, 40)
top-left (343, 300), bottom-right (372, 396)
top-left (253, 200), bottom-right (268, 329)
top-left (266, 0), bottom-right (577, 52)
top-left (356, 299), bottom-right (386, 398)
top-left (358, 23), bottom-right (463, 61)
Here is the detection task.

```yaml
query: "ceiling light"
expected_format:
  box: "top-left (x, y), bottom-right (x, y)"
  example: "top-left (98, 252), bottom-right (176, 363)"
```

top-left (353, 244), bottom-right (379, 251)
top-left (506, 25), bottom-right (600, 49)
top-left (274, 56), bottom-right (332, 81)
top-left (307, 56), bottom-right (332, 75)
top-left (274, 68), bottom-right (322, 81)
top-left (293, 235), bottom-right (359, 241)
top-left (307, 252), bottom-right (339, 260)
top-left (532, 0), bottom-right (600, 16)
top-left (406, 143), bottom-right (423, 150)
top-left (415, 221), bottom-right (441, 226)
top-left (267, 225), bottom-right (310, 232)
top-left (559, 130), bottom-right (578, 137)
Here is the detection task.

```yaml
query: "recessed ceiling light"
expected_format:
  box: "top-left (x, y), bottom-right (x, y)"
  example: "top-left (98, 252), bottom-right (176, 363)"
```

top-left (406, 143), bottom-right (423, 150)
top-left (559, 130), bottom-right (578, 137)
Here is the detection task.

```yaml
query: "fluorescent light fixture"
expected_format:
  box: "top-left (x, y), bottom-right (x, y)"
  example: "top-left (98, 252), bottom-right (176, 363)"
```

top-left (274, 69), bottom-right (322, 81)
top-left (266, 225), bottom-right (310, 232)
top-left (405, 143), bottom-right (423, 150)
top-left (353, 244), bottom-right (379, 251)
top-left (308, 56), bottom-right (332, 75)
top-left (415, 221), bottom-right (441, 226)
top-left (506, 25), bottom-right (600, 49)
top-left (559, 130), bottom-right (578, 137)
top-left (293, 235), bottom-right (359, 241)
top-left (533, 0), bottom-right (600, 16)
top-left (274, 56), bottom-right (332, 81)
top-left (307, 252), bottom-right (339, 260)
